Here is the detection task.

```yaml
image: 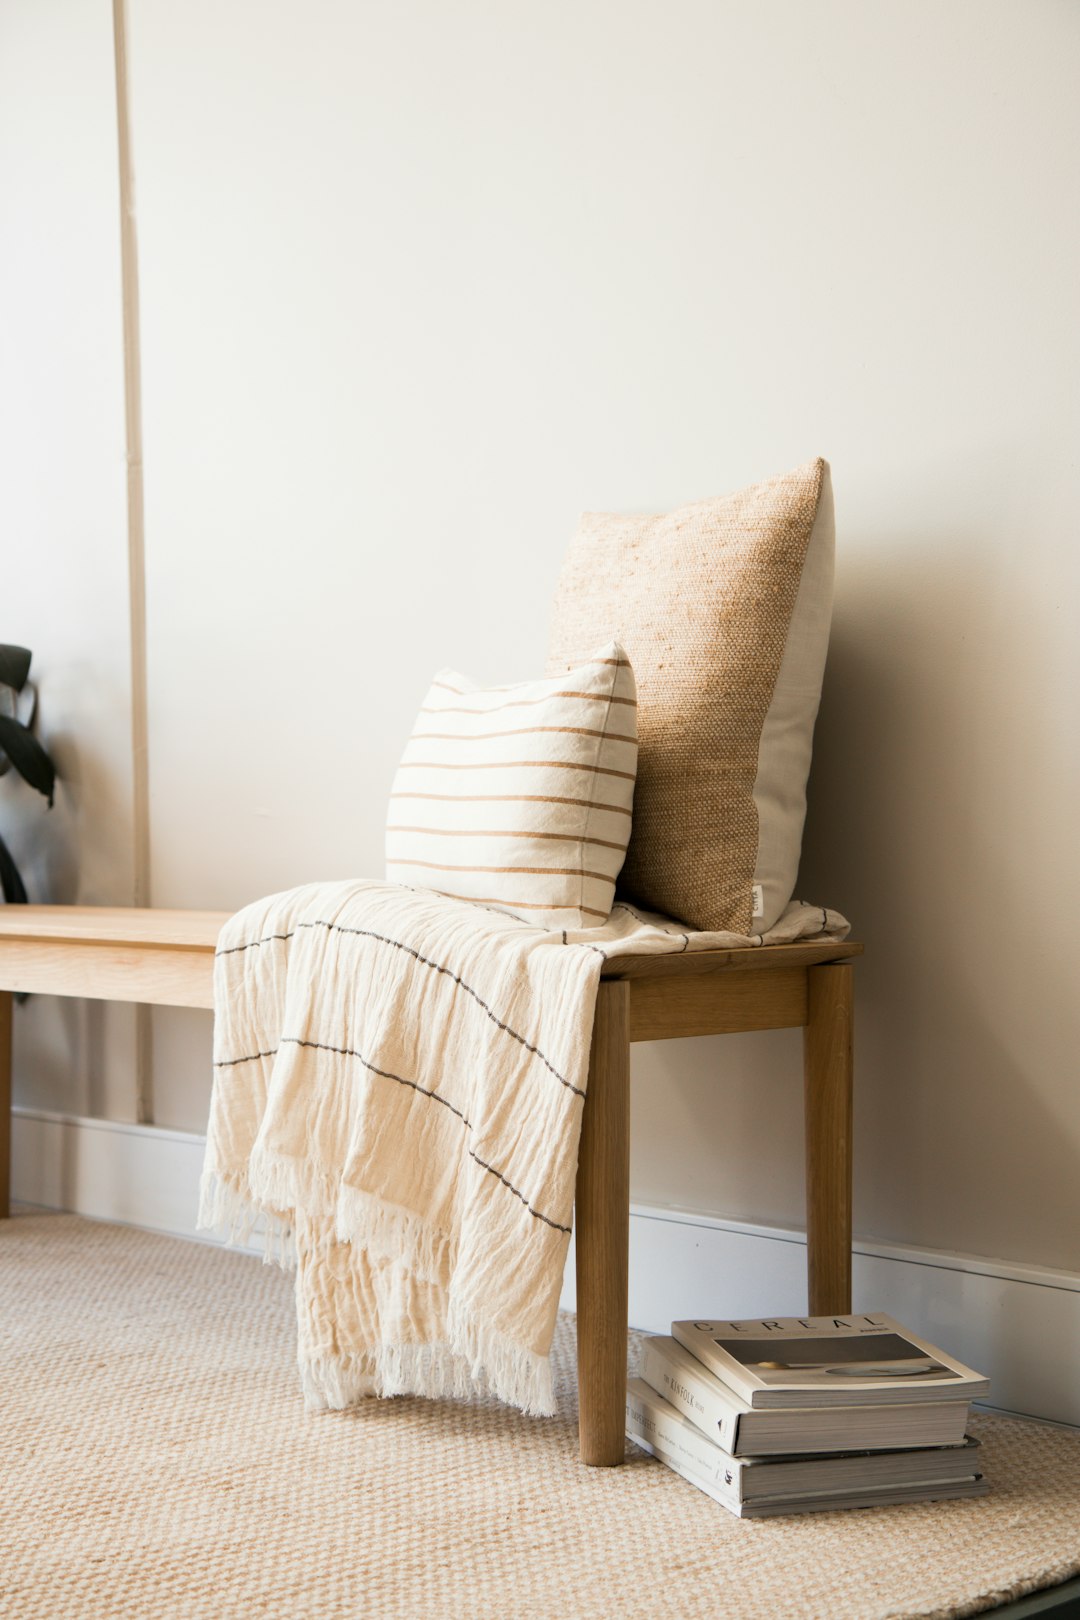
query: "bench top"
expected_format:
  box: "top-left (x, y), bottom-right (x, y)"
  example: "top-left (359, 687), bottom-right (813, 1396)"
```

top-left (0, 906), bottom-right (861, 1008)
top-left (0, 906), bottom-right (230, 950)
top-left (599, 938), bottom-right (861, 978)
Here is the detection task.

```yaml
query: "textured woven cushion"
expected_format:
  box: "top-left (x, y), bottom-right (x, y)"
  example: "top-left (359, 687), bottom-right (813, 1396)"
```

top-left (547, 459), bottom-right (834, 933)
top-left (385, 642), bottom-right (637, 928)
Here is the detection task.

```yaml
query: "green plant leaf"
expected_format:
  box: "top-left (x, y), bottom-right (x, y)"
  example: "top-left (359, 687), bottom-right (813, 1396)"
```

top-left (0, 714), bottom-right (56, 803)
top-left (0, 645), bottom-right (32, 693)
top-left (0, 830), bottom-right (28, 902)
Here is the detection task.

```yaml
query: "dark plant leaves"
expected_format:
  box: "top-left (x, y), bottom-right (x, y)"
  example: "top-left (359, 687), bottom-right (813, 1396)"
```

top-left (0, 714), bottom-right (56, 803)
top-left (0, 831), bottom-right (28, 903)
top-left (0, 645), bottom-right (32, 693)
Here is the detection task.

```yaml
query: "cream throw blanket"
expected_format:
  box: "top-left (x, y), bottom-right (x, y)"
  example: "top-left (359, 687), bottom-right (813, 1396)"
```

top-left (200, 880), bottom-right (849, 1417)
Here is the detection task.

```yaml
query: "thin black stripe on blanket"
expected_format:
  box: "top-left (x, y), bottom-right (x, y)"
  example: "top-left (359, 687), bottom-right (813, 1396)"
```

top-left (216, 917), bottom-right (585, 1098)
top-left (214, 1034), bottom-right (572, 1235)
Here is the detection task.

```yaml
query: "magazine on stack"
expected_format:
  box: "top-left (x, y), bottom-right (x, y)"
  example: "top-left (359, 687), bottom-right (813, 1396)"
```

top-left (640, 1336), bottom-right (973, 1456)
top-left (626, 1378), bottom-right (986, 1519)
top-left (670, 1313), bottom-right (990, 1410)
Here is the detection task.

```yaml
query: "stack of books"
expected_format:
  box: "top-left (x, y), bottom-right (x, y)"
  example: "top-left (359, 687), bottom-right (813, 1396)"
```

top-left (626, 1312), bottom-right (990, 1518)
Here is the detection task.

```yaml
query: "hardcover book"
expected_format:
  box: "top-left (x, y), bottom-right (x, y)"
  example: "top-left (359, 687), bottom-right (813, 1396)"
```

top-left (626, 1377), bottom-right (981, 1506)
top-left (630, 1430), bottom-right (987, 1521)
top-left (640, 1336), bottom-right (973, 1455)
top-left (670, 1313), bottom-right (990, 1410)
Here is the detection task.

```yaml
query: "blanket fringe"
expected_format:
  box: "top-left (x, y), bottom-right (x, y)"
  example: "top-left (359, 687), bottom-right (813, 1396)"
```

top-left (448, 1299), bottom-right (556, 1418)
top-left (197, 1169), bottom-right (296, 1269)
top-left (335, 1183), bottom-right (455, 1289)
top-left (246, 1146), bottom-right (341, 1223)
top-left (201, 1172), bottom-right (556, 1415)
top-left (300, 1310), bottom-right (556, 1418)
top-left (300, 1345), bottom-right (470, 1411)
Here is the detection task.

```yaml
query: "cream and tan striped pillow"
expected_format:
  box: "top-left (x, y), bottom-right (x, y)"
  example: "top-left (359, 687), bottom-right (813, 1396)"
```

top-left (385, 643), bottom-right (637, 928)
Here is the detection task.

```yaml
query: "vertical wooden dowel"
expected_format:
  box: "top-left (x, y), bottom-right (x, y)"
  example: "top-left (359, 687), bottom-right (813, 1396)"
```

top-left (0, 990), bottom-right (13, 1218)
top-left (575, 977), bottom-right (630, 1466)
top-left (803, 963), bottom-right (854, 1314)
top-left (113, 0), bottom-right (154, 1126)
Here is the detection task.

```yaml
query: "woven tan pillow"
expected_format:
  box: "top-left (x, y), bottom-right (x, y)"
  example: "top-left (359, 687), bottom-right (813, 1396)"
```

top-left (547, 458), bottom-right (834, 934)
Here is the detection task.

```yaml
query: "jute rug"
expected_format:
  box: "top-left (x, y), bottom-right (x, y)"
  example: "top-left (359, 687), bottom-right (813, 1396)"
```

top-left (3, 1210), bottom-right (1079, 1620)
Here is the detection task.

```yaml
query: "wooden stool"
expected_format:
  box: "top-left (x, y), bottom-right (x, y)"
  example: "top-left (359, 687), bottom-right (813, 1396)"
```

top-left (0, 908), bottom-right (859, 1467)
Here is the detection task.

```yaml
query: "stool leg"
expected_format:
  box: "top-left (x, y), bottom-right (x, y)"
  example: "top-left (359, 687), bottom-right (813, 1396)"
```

top-left (575, 977), bottom-right (630, 1465)
top-left (803, 963), bottom-right (853, 1314)
top-left (1, 990), bottom-right (12, 1218)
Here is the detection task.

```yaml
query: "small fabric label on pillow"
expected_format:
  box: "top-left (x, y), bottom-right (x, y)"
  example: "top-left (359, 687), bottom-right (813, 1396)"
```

top-left (751, 884), bottom-right (764, 919)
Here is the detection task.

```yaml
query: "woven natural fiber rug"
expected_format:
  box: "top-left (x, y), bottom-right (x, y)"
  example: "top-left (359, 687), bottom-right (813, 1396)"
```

top-left (3, 1211), bottom-right (1080, 1620)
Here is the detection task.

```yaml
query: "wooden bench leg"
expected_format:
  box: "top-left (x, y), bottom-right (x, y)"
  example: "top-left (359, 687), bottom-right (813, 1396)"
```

top-left (575, 977), bottom-right (630, 1465)
top-left (804, 962), bottom-right (853, 1314)
top-left (1, 989), bottom-right (12, 1218)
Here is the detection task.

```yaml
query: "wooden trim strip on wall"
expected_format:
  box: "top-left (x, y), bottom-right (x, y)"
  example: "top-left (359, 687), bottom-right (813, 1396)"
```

top-left (112, 0), bottom-right (154, 1123)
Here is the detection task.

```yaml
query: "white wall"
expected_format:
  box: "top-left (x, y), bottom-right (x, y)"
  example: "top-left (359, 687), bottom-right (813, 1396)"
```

top-left (0, 0), bottom-right (138, 1120)
top-left (6, 1), bottom-right (1080, 1274)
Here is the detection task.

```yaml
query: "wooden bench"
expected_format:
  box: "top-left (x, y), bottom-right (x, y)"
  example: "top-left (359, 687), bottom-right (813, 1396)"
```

top-left (0, 905), bottom-right (861, 1466)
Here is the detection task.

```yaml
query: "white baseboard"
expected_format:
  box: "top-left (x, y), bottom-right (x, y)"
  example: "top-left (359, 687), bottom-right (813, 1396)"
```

top-left (13, 1107), bottom-right (209, 1239)
top-left (12, 1108), bottom-right (1080, 1427)
top-left (564, 1208), bottom-right (1080, 1429)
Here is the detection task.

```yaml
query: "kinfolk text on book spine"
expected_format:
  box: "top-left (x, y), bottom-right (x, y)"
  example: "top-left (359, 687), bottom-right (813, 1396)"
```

top-left (640, 1338), bottom-right (741, 1452)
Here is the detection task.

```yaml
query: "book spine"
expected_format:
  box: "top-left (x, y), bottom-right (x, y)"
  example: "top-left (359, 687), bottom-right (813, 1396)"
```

top-left (628, 1421), bottom-right (746, 1517)
top-left (625, 1389), bottom-right (744, 1506)
top-left (640, 1339), bottom-right (742, 1453)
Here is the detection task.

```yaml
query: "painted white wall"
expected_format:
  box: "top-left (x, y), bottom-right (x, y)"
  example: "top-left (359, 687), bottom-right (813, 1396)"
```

top-left (8, 1), bottom-right (1080, 1276)
top-left (0, 0), bottom-right (138, 1120)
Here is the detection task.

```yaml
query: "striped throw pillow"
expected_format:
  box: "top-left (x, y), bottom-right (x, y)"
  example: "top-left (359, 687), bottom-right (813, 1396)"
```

top-left (385, 642), bottom-right (637, 928)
